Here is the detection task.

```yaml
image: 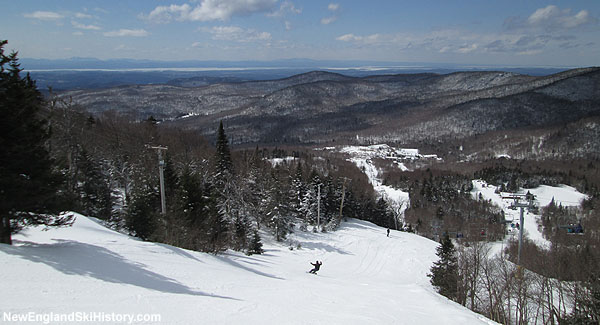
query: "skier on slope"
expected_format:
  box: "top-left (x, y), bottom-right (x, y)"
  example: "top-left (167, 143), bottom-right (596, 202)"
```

top-left (309, 261), bottom-right (322, 274)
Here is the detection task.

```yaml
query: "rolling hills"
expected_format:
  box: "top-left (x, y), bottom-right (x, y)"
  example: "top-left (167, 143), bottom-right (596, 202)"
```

top-left (60, 67), bottom-right (600, 160)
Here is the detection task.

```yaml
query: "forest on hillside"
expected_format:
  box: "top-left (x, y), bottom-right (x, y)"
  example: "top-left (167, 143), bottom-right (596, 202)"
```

top-left (3, 40), bottom-right (600, 323)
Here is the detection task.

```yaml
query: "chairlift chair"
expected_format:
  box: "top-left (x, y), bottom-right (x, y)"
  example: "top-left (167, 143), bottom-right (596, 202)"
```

top-left (559, 223), bottom-right (584, 235)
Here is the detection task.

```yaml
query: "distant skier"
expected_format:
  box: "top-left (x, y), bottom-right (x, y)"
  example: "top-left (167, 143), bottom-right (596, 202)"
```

top-left (309, 261), bottom-right (322, 274)
top-left (387, 228), bottom-right (390, 237)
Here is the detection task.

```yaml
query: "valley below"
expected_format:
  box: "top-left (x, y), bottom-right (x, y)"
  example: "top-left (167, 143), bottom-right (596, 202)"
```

top-left (58, 67), bottom-right (600, 162)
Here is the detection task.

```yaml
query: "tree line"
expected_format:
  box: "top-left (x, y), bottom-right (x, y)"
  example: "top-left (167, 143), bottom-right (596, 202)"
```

top-left (426, 166), bottom-right (600, 324)
top-left (1, 41), bottom-right (403, 251)
top-left (45, 102), bottom-right (406, 254)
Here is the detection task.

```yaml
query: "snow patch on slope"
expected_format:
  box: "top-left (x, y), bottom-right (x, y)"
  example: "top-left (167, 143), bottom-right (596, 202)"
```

top-left (267, 156), bottom-right (298, 166)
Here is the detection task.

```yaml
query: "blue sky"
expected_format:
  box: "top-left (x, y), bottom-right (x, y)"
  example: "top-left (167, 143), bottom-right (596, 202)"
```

top-left (2, 0), bottom-right (599, 66)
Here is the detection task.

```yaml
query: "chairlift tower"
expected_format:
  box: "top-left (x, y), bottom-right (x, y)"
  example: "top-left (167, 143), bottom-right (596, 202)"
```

top-left (502, 193), bottom-right (536, 266)
top-left (339, 177), bottom-right (351, 223)
top-left (146, 145), bottom-right (168, 215)
top-left (317, 183), bottom-right (321, 232)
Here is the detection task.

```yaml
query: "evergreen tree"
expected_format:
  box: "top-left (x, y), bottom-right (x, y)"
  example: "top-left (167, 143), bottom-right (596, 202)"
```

top-left (428, 234), bottom-right (459, 301)
top-left (215, 178), bottom-right (238, 250)
top-left (247, 230), bottom-right (264, 255)
top-left (215, 174), bottom-right (256, 252)
top-left (244, 147), bottom-right (264, 229)
top-left (300, 171), bottom-right (323, 229)
top-left (369, 197), bottom-right (392, 228)
top-left (162, 153), bottom-right (179, 202)
top-left (76, 148), bottom-right (113, 220)
top-left (125, 178), bottom-right (159, 240)
top-left (265, 171), bottom-right (293, 241)
top-left (340, 186), bottom-right (357, 221)
top-left (210, 122), bottom-right (236, 251)
top-left (321, 175), bottom-right (337, 227)
top-left (177, 167), bottom-right (209, 227)
top-left (288, 163), bottom-right (305, 222)
top-left (214, 121), bottom-right (233, 184)
top-left (166, 166), bottom-right (207, 249)
top-left (0, 40), bottom-right (71, 244)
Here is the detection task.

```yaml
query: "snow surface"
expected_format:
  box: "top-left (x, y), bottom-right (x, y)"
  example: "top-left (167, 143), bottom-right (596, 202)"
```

top-left (267, 156), bottom-right (297, 167)
top-left (471, 180), bottom-right (587, 249)
top-left (339, 145), bottom-right (412, 215)
top-left (0, 214), bottom-right (495, 324)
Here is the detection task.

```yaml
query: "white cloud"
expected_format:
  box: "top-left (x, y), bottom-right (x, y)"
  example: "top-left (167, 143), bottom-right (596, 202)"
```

top-left (506, 5), bottom-right (597, 31)
top-left (321, 16), bottom-right (337, 25)
top-left (144, 0), bottom-right (277, 23)
top-left (456, 43), bottom-right (478, 54)
top-left (528, 5), bottom-right (562, 25)
top-left (336, 34), bottom-right (360, 42)
top-left (145, 4), bottom-right (191, 23)
top-left (567, 10), bottom-right (593, 28)
top-left (517, 49), bottom-right (543, 56)
top-left (528, 5), bottom-right (595, 29)
top-left (103, 29), bottom-right (149, 37)
top-left (438, 46), bottom-right (451, 53)
top-left (321, 3), bottom-right (340, 25)
top-left (335, 22), bottom-right (598, 59)
top-left (204, 26), bottom-right (271, 42)
top-left (72, 21), bottom-right (101, 30)
top-left (75, 12), bottom-right (93, 19)
top-left (336, 33), bottom-right (382, 44)
top-left (268, 1), bottom-right (301, 17)
top-left (24, 11), bottom-right (64, 20)
top-left (72, 31), bottom-right (84, 36)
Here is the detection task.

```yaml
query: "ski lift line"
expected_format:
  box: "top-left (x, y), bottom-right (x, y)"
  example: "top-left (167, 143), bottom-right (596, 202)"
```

top-left (529, 195), bottom-right (584, 205)
top-left (503, 192), bottom-right (535, 266)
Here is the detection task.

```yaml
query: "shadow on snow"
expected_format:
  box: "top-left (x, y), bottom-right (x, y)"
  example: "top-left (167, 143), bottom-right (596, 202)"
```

top-left (217, 253), bottom-right (285, 280)
top-left (2, 239), bottom-right (237, 300)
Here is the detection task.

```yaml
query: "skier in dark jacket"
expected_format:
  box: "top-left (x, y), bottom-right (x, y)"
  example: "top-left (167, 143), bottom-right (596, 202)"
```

top-left (309, 261), bottom-right (322, 274)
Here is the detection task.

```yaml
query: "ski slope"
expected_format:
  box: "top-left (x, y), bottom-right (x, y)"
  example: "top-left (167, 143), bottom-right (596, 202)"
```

top-left (472, 180), bottom-right (587, 248)
top-left (339, 145), bottom-right (411, 216)
top-left (0, 214), bottom-right (495, 324)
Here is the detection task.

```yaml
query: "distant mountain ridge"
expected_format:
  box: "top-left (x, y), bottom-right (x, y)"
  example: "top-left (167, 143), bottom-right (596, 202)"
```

top-left (26, 58), bottom-right (573, 92)
top-left (22, 57), bottom-right (425, 70)
top-left (60, 67), bottom-right (600, 160)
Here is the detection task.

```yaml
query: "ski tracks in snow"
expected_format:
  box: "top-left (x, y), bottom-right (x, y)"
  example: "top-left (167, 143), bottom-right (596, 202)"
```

top-left (342, 230), bottom-right (405, 281)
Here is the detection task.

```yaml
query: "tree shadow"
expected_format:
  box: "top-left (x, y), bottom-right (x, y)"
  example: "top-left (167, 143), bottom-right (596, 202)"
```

top-left (154, 242), bottom-right (205, 263)
top-left (215, 254), bottom-right (285, 280)
top-left (297, 241), bottom-right (352, 255)
top-left (3, 239), bottom-right (236, 300)
top-left (291, 231), bottom-right (352, 255)
top-left (338, 220), bottom-right (379, 232)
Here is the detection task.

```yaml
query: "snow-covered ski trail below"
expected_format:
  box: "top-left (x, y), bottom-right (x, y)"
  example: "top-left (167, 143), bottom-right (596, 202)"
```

top-left (1, 213), bottom-right (496, 324)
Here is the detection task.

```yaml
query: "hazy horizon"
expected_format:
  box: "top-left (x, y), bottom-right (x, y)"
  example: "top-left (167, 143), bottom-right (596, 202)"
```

top-left (2, 1), bottom-right (600, 67)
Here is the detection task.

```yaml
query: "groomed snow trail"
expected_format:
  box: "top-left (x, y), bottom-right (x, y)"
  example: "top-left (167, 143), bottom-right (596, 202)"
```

top-left (0, 214), bottom-right (495, 324)
top-left (340, 145), bottom-right (411, 216)
top-left (472, 180), bottom-right (588, 251)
